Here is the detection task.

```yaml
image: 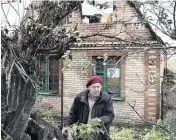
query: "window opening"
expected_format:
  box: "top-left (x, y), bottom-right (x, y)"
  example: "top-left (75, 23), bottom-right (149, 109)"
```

top-left (38, 55), bottom-right (59, 95)
top-left (92, 56), bottom-right (122, 100)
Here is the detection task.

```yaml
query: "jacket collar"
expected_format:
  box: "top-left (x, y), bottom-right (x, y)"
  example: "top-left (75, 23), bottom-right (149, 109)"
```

top-left (80, 90), bottom-right (106, 105)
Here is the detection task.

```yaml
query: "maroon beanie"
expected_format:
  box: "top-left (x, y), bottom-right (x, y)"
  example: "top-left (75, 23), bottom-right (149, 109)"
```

top-left (86, 76), bottom-right (102, 88)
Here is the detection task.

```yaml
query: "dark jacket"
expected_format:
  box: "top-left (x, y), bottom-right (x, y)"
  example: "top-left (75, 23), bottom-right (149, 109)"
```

top-left (68, 90), bottom-right (114, 132)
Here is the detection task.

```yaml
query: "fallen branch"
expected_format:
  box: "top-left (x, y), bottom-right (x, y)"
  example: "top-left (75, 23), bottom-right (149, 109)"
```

top-left (127, 101), bottom-right (172, 134)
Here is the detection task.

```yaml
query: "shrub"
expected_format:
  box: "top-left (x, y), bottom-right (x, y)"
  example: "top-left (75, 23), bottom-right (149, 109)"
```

top-left (110, 127), bottom-right (136, 140)
top-left (164, 109), bottom-right (176, 135)
top-left (67, 118), bottom-right (105, 140)
top-left (41, 109), bottom-right (56, 125)
top-left (141, 128), bottom-right (172, 140)
top-left (109, 125), bottom-right (176, 140)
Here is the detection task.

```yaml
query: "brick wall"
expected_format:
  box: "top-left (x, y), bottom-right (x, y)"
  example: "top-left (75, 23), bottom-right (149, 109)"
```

top-left (33, 49), bottom-right (160, 123)
top-left (113, 0), bottom-right (137, 22)
top-left (144, 50), bottom-right (160, 120)
top-left (61, 49), bottom-right (160, 123)
top-left (62, 51), bottom-right (89, 115)
top-left (32, 95), bottom-right (61, 115)
top-left (63, 22), bottom-right (152, 41)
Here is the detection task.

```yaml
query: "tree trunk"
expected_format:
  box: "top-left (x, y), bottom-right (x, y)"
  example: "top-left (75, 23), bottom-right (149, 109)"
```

top-left (26, 112), bottom-right (66, 140)
top-left (3, 72), bottom-right (36, 140)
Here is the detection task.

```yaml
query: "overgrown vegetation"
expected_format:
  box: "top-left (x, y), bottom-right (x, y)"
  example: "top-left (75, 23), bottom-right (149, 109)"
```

top-left (110, 126), bottom-right (176, 140)
top-left (67, 118), bottom-right (106, 140)
top-left (41, 109), bottom-right (57, 126)
top-left (64, 120), bottom-right (176, 140)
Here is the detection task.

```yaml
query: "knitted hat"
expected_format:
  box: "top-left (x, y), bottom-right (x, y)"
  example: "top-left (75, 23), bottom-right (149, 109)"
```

top-left (86, 76), bottom-right (102, 88)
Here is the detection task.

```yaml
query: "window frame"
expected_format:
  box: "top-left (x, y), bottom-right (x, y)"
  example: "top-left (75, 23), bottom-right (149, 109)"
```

top-left (37, 55), bottom-right (59, 95)
top-left (92, 56), bottom-right (122, 101)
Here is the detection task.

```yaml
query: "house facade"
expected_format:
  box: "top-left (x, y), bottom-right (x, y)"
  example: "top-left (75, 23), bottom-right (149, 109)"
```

top-left (33, 0), bottom-right (163, 124)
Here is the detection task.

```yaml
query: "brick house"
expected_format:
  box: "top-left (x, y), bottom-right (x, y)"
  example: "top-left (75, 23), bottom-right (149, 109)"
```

top-left (33, 0), bottom-right (164, 124)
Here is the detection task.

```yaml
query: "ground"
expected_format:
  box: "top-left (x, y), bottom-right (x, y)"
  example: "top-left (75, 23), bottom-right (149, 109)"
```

top-left (110, 124), bottom-right (176, 140)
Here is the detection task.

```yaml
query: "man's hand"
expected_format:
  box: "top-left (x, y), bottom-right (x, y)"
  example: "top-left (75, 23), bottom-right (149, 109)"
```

top-left (62, 127), bottom-right (68, 137)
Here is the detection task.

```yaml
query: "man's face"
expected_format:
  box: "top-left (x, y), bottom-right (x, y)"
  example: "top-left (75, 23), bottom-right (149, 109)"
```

top-left (88, 83), bottom-right (102, 97)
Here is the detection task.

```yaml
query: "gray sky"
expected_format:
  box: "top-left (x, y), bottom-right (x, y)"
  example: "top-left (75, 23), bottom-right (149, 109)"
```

top-left (1, 0), bottom-right (31, 27)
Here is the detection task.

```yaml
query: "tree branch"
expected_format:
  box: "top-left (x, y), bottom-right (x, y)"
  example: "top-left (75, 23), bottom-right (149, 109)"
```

top-left (1, 128), bottom-right (13, 140)
top-left (173, 1), bottom-right (176, 28)
top-left (127, 101), bottom-right (172, 134)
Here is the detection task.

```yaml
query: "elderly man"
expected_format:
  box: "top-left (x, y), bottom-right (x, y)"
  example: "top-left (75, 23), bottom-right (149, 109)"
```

top-left (62, 76), bottom-right (114, 136)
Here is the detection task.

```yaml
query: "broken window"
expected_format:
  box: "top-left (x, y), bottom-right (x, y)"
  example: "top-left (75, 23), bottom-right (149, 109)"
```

top-left (82, 0), bottom-right (113, 23)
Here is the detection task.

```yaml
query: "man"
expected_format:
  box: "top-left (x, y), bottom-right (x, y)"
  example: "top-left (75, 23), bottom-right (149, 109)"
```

top-left (62, 76), bottom-right (114, 137)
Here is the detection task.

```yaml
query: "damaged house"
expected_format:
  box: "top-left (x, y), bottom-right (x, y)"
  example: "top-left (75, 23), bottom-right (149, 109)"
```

top-left (33, 0), bottom-right (164, 124)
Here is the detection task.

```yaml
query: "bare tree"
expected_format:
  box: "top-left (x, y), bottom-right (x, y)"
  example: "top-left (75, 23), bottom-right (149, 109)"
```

top-left (1, 1), bottom-right (82, 139)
